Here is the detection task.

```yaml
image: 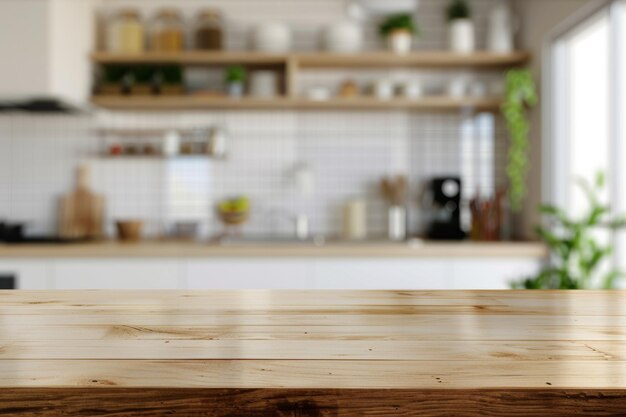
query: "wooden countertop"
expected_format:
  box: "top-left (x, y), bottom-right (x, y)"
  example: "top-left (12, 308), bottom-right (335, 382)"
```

top-left (0, 290), bottom-right (624, 389)
top-left (0, 240), bottom-right (547, 258)
top-left (1, 290), bottom-right (625, 415)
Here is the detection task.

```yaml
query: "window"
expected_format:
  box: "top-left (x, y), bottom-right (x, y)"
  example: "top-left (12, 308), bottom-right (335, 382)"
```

top-left (548, 1), bottom-right (626, 282)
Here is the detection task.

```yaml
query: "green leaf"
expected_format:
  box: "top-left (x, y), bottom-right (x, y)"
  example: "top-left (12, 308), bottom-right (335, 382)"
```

top-left (518, 172), bottom-right (626, 290)
top-left (586, 206), bottom-right (609, 227)
top-left (502, 69), bottom-right (537, 212)
top-left (608, 216), bottom-right (626, 229)
top-left (602, 270), bottom-right (623, 289)
top-left (539, 204), bottom-right (572, 227)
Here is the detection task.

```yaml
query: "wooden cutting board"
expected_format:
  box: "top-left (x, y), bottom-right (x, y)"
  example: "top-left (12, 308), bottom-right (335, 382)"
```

top-left (58, 165), bottom-right (104, 240)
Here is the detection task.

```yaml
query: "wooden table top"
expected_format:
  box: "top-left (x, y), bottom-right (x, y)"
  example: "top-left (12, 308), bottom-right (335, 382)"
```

top-left (0, 240), bottom-right (547, 258)
top-left (1, 290), bottom-right (625, 390)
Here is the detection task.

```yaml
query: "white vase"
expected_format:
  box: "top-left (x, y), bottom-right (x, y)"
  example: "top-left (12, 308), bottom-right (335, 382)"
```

top-left (387, 30), bottom-right (413, 54)
top-left (388, 206), bottom-right (407, 241)
top-left (324, 21), bottom-right (363, 53)
top-left (449, 19), bottom-right (475, 53)
top-left (487, 4), bottom-right (515, 53)
top-left (252, 22), bottom-right (292, 52)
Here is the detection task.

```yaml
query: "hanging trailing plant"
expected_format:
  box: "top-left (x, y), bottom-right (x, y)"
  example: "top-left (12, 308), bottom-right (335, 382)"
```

top-left (502, 69), bottom-right (537, 211)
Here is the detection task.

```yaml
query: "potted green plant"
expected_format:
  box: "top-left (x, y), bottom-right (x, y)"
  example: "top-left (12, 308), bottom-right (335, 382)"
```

top-left (225, 65), bottom-right (247, 99)
top-left (512, 173), bottom-right (626, 289)
top-left (159, 65), bottom-right (184, 96)
top-left (379, 14), bottom-right (418, 54)
top-left (446, 0), bottom-right (474, 53)
top-left (100, 65), bottom-right (129, 96)
top-left (131, 66), bottom-right (156, 96)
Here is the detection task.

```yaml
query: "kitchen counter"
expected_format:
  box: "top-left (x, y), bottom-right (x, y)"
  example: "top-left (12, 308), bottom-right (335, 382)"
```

top-left (1, 290), bottom-right (625, 415)
top-left (0, 240), bottom-right (547, 258)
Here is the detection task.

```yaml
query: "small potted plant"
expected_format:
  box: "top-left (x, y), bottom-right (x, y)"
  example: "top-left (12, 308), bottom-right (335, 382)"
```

top-left (379, 14), bottom-right (418, 55)
top-left (100, 66), bottom-right (129, 96)
top-left (225, 65), bottom-right (247, 99)
top-left (159, 65), bottom-right (184, 96)
top-left (131, 66), bottom-right (156, 96)
top-left (446, 0), bottom-right (475, 53)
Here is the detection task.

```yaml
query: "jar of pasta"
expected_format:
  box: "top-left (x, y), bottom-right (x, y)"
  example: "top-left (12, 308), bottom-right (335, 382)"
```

top-left (107, 9), bottom-right (145, 53)
top-left (152, 9), bottom-right (185, 52)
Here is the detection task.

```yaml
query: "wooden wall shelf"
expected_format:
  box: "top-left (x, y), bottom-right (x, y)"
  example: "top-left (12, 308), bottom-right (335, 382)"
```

top-left (91, 50), bottom-right (529, 111)
top-left (91, 51), bottom-right (530, 68)
top-left (91, 96), bottom-right (503, 112)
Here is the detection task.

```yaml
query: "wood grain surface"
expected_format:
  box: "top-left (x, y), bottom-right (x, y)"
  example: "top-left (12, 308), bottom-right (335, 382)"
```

top-left (90, 50), bottom-right (531, 68)
top-left (91, 95), bottom-right (505, 111)
top-left (0, 240), bottom-right (547, 259)
top-left (1, 290), bottom-right (625, 415)
top-left (1, 389), bottom-right (626, 416)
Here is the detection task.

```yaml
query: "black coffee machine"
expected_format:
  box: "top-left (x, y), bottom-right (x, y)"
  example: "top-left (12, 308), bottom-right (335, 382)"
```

top-left (425, 177), bottom-right (466, 240)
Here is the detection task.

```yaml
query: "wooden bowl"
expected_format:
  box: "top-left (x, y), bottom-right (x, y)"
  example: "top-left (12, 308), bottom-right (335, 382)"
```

top-left (219, 210), bottom-right (249, 226)
top-left (116, 220), bottom-right (143, 242)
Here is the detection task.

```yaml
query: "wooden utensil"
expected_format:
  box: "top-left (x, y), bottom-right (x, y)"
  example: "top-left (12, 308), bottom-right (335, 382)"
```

top-left (469, 189), bottom-right (505, 241)
top-left (380, 175), bottom-right (407, 205)
top-left (58, 165), bottom-right (104, 240)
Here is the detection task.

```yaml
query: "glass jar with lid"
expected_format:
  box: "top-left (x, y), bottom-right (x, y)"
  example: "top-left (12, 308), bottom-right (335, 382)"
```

top-left (151, 9), bottom-right (185, 52)
top-left (195, 9), bottom-right (223, 50)
top-left (107, 9), bottom-right (145, 53)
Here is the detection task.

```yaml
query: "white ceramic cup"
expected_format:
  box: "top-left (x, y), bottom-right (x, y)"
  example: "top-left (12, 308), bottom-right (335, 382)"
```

top-left (447, 77), bottom-right (469, 98)
top-left (403, 81), bottom-right (423, 99)
top-left (374, 79), bottom-right (395, 100)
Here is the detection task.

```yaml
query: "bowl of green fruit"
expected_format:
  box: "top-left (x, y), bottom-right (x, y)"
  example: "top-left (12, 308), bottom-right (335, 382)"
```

top-left (218, 196), bottom-right (250, 226)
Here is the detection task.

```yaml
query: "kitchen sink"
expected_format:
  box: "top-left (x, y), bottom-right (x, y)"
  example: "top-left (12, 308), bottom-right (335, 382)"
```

top-left (214, 235), bottom-right (416, 247)
top-left (216, 235), bottom-right (326, 246)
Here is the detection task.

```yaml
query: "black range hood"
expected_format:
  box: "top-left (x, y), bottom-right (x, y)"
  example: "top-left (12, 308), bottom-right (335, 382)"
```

top-left (0, 97), bottom-right (82, 114)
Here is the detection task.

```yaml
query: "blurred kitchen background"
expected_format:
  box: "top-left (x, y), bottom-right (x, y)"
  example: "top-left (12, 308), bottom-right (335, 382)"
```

top-left (0, 0), bottom-right (623, 290)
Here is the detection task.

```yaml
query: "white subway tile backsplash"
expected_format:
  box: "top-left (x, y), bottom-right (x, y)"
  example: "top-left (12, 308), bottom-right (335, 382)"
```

top-left (0, 108), bottom-right (504, 238)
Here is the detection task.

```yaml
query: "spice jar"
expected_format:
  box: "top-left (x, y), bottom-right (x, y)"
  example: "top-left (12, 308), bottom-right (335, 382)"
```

top-left (151, 9), bottom-right (185, 52)
top-left (195, 10), bottom-right (223, 50)
top-left (107, 9), bottom-right (145, 53)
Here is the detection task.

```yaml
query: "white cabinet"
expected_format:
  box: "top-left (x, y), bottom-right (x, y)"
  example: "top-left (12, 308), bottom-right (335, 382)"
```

top-left (313, 259), bottom-right (452, 289)
top-left (0, 0), bottom-right (96, 104)
top-left (186, 259), bottom-right (315, 289)
top-left (53, 260), bottom-right (181, 289)
top-left (187, 258), bottom-right (453, 290)
top-left (0, 254), bottom-right (544, 290)
top-left (0, 260), bottom-right (51, 289)
top-left (450, 258), bottom-right (543, 289)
